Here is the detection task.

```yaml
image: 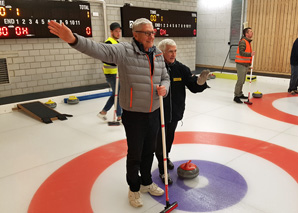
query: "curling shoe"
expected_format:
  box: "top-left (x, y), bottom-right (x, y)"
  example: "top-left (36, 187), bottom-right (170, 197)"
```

top-left (140, 182), bottom-right (164, 196)
top-left (128, 190), bottom-right (143, 208)
top-left (159, 173), bottom-right (173, 185)
top-left (167, 158), bottom-right (174, 170)
top-left (97, 112), bottom-right (107, 121)
top-left (239, 94), bottom-right (248, 99)
top-left (233, 96), bottom-right (243, 104)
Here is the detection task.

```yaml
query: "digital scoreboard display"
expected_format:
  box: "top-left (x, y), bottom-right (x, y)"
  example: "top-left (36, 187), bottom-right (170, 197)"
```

top-left (0, 0), bottom-right (92, 39)
top-left (120, 5), bottom-right (197, 37)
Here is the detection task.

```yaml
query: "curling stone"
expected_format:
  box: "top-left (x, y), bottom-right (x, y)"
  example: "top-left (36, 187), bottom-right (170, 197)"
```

top-left (252, 91), bottom-right (263, 98)
top-left (209, 73), bottom-right (216, 79)
top-left (67, 96), bottom-right (79, 104)
top-left (177, 160), bottom-right (199, 179)
top-left (44, 99), bottom-right (57, 108)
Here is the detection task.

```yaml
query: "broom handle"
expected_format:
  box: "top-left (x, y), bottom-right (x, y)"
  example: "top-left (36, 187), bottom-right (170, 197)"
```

top-left (251, 56), bottom-right (254, 69)
top-left (113, 72), bottom-right (119, 122)
top-left (250, 56), bottom-right (254, 81)
top-left (248, 56), bottom-right (254, 99)
top-left (159, 95), bottom-right (169, 202)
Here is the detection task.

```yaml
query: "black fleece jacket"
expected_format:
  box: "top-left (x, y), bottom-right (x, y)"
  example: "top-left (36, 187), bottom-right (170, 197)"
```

top-left (290, 38), bottom-right (298, 66)
top-left (163, 60), bottom-right (208, 123)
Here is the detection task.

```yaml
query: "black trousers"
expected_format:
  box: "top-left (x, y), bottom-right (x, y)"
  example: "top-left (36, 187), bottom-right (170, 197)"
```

top-left (122, 109), bottom-right (160, 192)
top-left (155, 120), bottom-right (178, 174)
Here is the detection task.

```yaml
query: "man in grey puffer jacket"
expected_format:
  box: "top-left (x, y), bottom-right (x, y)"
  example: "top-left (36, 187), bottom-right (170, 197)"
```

top-left (48, 18), bottom-right (170, 208)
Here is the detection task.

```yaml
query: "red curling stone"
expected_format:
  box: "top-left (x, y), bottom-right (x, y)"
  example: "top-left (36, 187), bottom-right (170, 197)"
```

top-left (177, 160), bottom-right (199, 179)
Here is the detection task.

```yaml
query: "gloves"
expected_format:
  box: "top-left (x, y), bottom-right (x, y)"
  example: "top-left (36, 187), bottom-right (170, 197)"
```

top-left (197, 69), bottom-right (210, 85)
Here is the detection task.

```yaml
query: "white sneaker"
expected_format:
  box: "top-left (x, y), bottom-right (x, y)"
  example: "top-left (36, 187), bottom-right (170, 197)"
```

top-left (97, 112), bottom-right (107, 121)
top-left (140, 182), bottom-right (164, 196)
top-left (128, 190), bottom-right (143, 208)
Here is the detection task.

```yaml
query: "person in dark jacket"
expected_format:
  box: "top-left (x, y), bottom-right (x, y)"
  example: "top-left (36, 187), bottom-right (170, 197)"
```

top-left (155, 39), bottom-right (210, 184)
top-left (288, 37), bottom-right (298, 95)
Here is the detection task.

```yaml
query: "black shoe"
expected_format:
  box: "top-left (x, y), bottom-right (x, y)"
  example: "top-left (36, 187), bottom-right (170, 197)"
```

top-left (239, 94), bottom-right (248, 99)
top-left (167, 158), bottom-right (174, 170)
top-left (288, 90), bottom-right (296, 95)
top-left (159, 174), bottom-right (173, 185)
top-left (233, 96), bottom-right (243, 104)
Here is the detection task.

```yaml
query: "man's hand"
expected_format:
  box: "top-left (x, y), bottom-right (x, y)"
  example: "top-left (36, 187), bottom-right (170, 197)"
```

top-left (48, 20), bottom-right (76, 44)
top-left (251, 51), bottom-right (256, 57)
top-left (197, 69), bottom-right (210, 85)
top-left (156, 85), bottom-right (167, 97)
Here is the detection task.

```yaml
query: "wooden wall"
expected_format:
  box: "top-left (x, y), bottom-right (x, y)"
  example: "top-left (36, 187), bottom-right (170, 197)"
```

top-left (247, 0), bottom-right (298, 75)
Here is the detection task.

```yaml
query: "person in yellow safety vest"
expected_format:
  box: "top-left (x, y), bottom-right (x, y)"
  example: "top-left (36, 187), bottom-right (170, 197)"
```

top-left (234, 27), bottom-right (256, 104)
top-left (98, 22), bottom-right (122, 121)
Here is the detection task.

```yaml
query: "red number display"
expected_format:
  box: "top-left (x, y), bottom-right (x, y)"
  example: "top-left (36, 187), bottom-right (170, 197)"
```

top-left (0, 26), bottom-right (8, 36)
top-left (15, 26), bottom-right (29, 36)
top-left (86, 27), bottom-right (91, 36)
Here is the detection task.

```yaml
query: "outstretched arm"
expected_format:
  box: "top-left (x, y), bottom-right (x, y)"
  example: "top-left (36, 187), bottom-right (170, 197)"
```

top-left (197, 69), bottom-right (210, 85)
top-left (183, 67), bottom-right (209, 93)
top-left (48, 20), bottom-right (76, 44)
top-left (48, 20), bottom-right (123, 64)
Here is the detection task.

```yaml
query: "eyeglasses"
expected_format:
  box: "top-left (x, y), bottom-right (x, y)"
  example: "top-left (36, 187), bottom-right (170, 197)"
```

top-left (135, 31), bottom-right (156, 36)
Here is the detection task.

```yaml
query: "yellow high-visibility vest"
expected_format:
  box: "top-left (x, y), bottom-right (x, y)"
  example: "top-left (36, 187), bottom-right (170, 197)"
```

top-left (235, 39), bottom-right (252, 64)
top-left (103, 37), bottom-right (119, 74)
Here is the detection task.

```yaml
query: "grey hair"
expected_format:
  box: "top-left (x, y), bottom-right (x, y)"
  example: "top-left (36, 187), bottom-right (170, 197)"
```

top-left (132, 18), bottom-right (153, 32)
top-left (157, 39), bottom-right (177, 52)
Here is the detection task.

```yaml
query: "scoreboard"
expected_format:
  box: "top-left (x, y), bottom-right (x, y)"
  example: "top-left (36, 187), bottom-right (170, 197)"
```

top-left (120, 5), bottom-right (197, 37)
top-left (0, 0), bottom-right (92, 39)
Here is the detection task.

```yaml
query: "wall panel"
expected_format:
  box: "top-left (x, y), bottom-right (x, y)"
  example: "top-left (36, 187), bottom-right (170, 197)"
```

top-left (247, 0), bottom-right (298, 74)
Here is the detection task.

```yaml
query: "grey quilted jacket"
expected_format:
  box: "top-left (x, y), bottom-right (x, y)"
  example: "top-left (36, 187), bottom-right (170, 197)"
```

top-left (72, 34), bottom-right (170, 113)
